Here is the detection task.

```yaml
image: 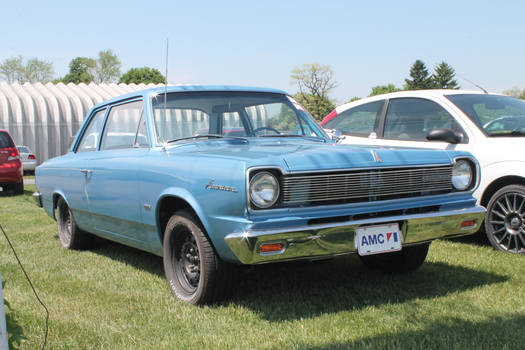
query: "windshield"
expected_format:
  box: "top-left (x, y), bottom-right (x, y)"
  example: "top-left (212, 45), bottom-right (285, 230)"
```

top-left (151, 91), bottom-right (327, 143)
top-left (446, 94), bottom-right (525, 136)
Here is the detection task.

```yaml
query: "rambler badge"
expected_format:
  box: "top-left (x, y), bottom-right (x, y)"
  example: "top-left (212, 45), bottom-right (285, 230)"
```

top-left (205, 179), bottom-right (238, 193)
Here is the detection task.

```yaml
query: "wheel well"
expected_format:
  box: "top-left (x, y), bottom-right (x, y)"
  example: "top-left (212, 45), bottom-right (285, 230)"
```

top-left (52, 193), bottom-right (63, 220)
top-left (481, 176), bottom-right (525, 207)
top-left (157, 196), bottom-right (203, 242)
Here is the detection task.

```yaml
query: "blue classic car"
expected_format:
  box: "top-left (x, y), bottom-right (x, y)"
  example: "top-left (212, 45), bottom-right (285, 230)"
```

top-left (34, 86), bottom-right (485, 304)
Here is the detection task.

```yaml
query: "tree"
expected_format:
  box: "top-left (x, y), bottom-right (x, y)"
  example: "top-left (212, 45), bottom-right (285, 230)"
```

top-left (119, 67), bottom-right (165, 84)
top-left (432, 61), bottom-right (459, 89)
top-left (369, 84), bottom-right (401, 96)
top-left (347, 97), bottom-right (361, 103)
top-left (294, 93), bottom-right (335, 122)
top-left (0, 56), bottom-right (24, 83)
top-left (94, 50), bottom-right (121, 83)
top-left (291, 63), bottom-right (337, 100)
top-left (0, 55), bottom-right (54, 83)
top-left (25, 58), bottom-right (54, 83)
top-left (62, 57), bottom-right (96, 84)
top-left (404, 60), bottom-right (434, 90)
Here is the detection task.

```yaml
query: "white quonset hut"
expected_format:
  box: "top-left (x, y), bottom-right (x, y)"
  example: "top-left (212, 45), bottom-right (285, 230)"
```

top-left (0, 82), bottom-right (164, 163)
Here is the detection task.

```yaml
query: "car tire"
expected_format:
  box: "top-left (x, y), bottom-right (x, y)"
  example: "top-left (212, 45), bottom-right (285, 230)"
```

top-left (358, 242), bottom-right (430, 273)
top-left (13, 180), bottom-right (23, 195)
top-left (485, 184), bottom-right (525, 254)
top-left (163, 210), bottom-right (236, 305)
top-left (56, 197), bottom-right (91, 250)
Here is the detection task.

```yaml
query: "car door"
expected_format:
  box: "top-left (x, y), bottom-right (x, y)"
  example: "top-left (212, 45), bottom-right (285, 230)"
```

top-left (84, 99), bottom-right (149, 243)
top-left (372, 97), bottom-right (469, 151)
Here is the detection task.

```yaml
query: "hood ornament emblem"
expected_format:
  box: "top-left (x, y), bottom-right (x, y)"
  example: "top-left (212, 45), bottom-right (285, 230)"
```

top-left (372, 150), bottom-right (382, 163)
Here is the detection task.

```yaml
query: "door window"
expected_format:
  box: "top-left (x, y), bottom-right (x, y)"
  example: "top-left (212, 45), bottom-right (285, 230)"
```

top-left (323, 101), bottom-right (383, 137)
top-left (100, 101), bottom-right (145, 150)
top-left (76, 108), bottom-right (106, 153)
top-left (383, 98), bottom-right (464, 141)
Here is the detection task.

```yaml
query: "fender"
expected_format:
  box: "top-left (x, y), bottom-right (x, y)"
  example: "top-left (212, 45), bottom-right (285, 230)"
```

top-left (475, 160), bottom-right (525, 204)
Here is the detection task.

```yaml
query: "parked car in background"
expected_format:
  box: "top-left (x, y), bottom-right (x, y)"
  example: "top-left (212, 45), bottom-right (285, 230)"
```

top-left (0, 130), bottom-right (23, 194)
top-left (35, 86), bottom-right (485, 304)
top-left (321, 90), bottom-right (525, 254)
top-left (17, 145), bottom-right (37, 174)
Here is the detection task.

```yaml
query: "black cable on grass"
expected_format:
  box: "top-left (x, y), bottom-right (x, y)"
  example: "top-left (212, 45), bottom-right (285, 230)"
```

top-left (0, 223), bottom-right (48, 350)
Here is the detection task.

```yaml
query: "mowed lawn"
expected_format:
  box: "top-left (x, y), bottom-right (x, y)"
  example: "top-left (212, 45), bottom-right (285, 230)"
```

top-left (1, 183), bottom-right (524, 349)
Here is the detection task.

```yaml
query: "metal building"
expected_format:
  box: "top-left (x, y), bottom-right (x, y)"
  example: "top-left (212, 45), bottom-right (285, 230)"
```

top-left (0, 82), bottom-right (164, 163)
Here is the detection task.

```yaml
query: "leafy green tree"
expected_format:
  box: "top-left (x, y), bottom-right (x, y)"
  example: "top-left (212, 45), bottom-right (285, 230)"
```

top-left (119, 67), bottom-right (165, 84)
top-left (94, 50), bottom-right (121, 83)
top-left (404, 60), bottom-right (434, 90)
top-left (347, 97), bottom-right (361, 103)
top-left (0, 56), bottom-right (25, 83)
top-left (294, 93), bottom-right (335, 122)
top-left (25, 58), bottom-right (54, 83)
top-left (62, 57), bottom-right (96, 84)
top-left (369, 84), bottom-right (401, 96)
top-left (291, 63), bottom-right (337, 100)
top-left (0, 56), bottom-right (54, 83)
top-left (432, 61), bottom-right (459, 89)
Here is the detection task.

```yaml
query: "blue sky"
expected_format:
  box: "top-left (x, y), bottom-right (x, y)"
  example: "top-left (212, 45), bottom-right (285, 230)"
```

top-left (2, 0), bottom-right (524, 103)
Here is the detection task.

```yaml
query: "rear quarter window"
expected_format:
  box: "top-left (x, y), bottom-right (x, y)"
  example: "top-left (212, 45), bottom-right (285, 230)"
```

top-left (0, 132), bottom-right (15, 148)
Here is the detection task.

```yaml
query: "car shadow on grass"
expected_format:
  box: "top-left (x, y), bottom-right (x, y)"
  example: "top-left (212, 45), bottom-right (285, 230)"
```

top-left (229, 255), bottom-right (507, 322)
top-left (294, 314), bottom-right (525, 350)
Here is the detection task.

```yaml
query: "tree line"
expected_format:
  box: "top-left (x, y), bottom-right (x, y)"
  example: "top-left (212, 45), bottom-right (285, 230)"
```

top-left (290, 59), bottom-right (461, 121)
top-left (0, 50), bottom-right (166, 85)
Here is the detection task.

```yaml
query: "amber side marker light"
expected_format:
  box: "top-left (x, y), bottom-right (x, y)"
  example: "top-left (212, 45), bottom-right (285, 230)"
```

top-left (461, 220), bottom-right (477, 228)
top-left (260, 243), bottom-right (284, 254)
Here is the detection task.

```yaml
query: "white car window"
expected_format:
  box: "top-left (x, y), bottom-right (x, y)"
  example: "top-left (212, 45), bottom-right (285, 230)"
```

top-left (384, 98), bottom-right (464, 141)
top-left (323, 101), bottom-right (383, 137)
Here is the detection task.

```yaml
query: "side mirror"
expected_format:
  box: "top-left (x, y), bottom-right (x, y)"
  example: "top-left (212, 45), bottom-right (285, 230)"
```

top-left (331, 129), bottom-right (346, 142)
top-left (426, 128), bottom-right (462, 144)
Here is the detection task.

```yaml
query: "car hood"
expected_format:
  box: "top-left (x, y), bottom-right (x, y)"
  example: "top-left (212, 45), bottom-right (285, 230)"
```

top-left (167, 139), bottom-right (457, 172)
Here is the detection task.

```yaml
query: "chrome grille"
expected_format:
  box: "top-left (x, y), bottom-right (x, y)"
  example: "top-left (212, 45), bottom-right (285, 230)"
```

top-left (281, 166), bottom-right (453, 206)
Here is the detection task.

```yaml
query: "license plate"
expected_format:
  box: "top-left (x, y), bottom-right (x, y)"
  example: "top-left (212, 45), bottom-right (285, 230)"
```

top-left (355, 223), bottom-right (402, 256)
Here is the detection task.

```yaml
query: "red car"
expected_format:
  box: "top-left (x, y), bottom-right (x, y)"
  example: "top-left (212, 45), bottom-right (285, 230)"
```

top-left (0, 130), bottom-right (23, 194)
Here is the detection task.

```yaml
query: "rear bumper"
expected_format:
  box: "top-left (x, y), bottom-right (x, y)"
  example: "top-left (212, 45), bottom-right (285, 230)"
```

top-left (225, 206), bottom-right (486, 264)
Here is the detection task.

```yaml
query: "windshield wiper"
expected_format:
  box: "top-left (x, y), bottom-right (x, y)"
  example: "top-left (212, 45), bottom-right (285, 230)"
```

top-left (488, 130), bottom-right (525, 137)
top-left (258, 134), bottom-right (326, 142)
top-left (167, 134), bottom-right (248, 143)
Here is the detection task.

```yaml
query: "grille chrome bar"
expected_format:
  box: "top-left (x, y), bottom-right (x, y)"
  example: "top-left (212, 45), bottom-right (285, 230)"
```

top-left (281, 166), bottom-right (453, 206)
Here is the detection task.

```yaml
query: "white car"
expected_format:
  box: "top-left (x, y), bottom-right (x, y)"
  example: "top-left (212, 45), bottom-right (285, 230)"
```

top-left (321, 90), bottom-right (525, 254)
top-left (16, 145), bottom-right (37, 174)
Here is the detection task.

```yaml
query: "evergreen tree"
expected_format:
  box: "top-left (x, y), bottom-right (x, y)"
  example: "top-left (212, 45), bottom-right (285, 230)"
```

top-left (404, 60), bottom-right (434, 90)
top-left (432, 61), bottom-right (459, 89)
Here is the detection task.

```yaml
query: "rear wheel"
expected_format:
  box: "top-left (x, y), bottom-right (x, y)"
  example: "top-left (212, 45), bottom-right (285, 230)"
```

top-left (56, 197), bottom-right (91, 249)
top-left (359, 242), bottom-right (430, 273)
top-left (163, 210), bottom-right (236, 304)
top-left (485, 185), bottom-right (525, 254)
top-left (13, 180), bottom-right (23, 195)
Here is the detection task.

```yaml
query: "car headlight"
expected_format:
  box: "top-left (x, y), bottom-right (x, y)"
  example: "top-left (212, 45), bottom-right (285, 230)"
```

top-left (249, 171), bottom-right (280, 209)
top-left (452, 159), bottom-right (474, 191)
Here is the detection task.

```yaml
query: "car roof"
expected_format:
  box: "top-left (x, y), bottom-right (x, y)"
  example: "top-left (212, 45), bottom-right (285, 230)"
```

top-left (334, 89), bottom-right (505, 113)
top-left (94, 85), bottom-right (289, 109)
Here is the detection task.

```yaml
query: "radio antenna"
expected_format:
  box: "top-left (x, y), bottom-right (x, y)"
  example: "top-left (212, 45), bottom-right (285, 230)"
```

top-left (457, 73), bottom-right (488, 94)
top-left (164, 38), bottom-right (168, 119)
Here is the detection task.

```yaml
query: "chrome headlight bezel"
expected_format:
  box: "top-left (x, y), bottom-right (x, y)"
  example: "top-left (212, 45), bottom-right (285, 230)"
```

top-left (249, 171), bottom-right (280, 209)
top-left (452, 158), bottom-right (475, 191)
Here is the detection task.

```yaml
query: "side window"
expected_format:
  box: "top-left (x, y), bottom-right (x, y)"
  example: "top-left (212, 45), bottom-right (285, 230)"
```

top-left (323, 101), bottom-right (383, 137)
top-left (77, 108), bottom-right (106, 153)
top-left (100, 101), bottom-right (145, 150)
top-left (384, 98), bottom-right (464, 141)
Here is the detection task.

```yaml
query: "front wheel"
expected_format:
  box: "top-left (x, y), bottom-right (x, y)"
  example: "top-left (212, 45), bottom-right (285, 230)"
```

top-left (485, 184), bottom-right (525, 254)
top-left (358, 243), bottom-right (430, 273)
top-left (163, 211), bottom-right (236, 305)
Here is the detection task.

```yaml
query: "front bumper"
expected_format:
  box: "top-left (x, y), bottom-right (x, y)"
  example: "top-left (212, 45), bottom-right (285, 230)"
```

top-left (225, 206), bottom-right (486, 264)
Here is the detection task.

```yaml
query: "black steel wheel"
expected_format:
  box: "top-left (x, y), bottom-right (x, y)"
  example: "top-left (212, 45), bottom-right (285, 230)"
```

top-left (56, 197), bottom-right (91, 249)
top-left (359, 242), bottom-right (430, 273)
top-left (485, 185), bottom-right (525, 254)
top-left (163, 210), bottom-right (237, 305)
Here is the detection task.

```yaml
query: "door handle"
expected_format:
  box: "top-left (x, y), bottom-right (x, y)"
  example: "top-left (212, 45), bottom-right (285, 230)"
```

top-left (80, 169), bottom-right (93, 174)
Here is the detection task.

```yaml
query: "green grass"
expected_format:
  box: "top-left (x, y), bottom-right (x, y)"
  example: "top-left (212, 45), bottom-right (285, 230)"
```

top-left (0, 188), bottom-right (524, 349)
